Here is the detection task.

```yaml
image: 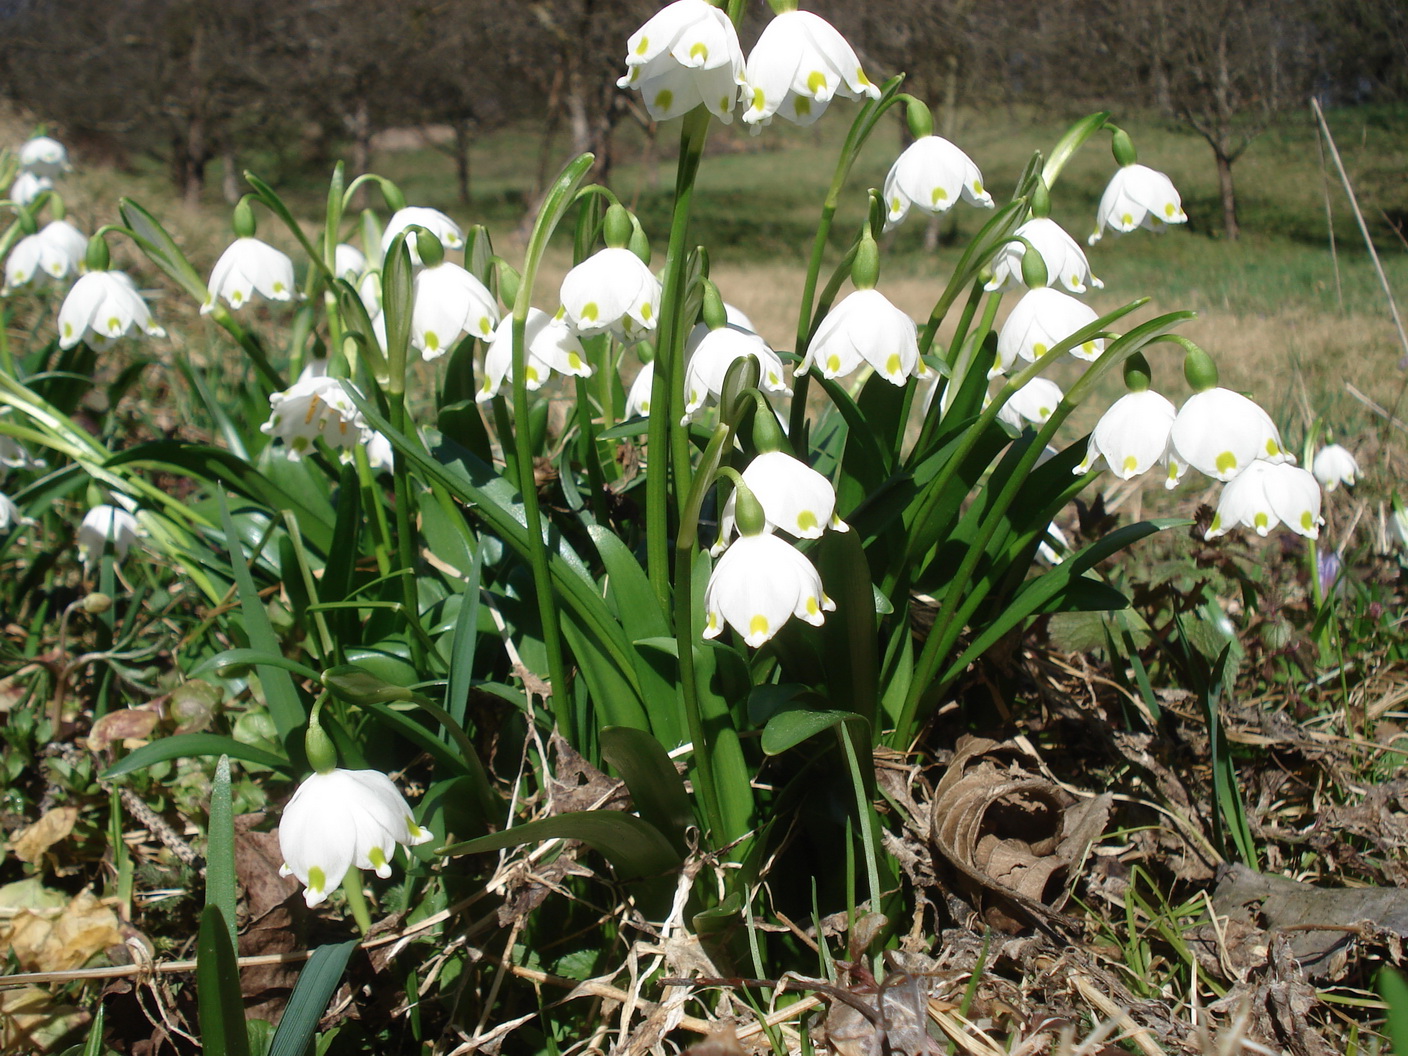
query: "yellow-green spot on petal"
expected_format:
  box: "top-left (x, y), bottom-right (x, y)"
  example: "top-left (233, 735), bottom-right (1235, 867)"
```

top-left (273, 282), bottom-right (286, 293)
top-left (972, 180), bottom-right (984, 194)
top-left (1215, 451), bottom-right (1238, 475)
top-left (580, 301), bottom-right (599, 322)
top-left (1069, 274), bottom-right (1080, 287)
top-left (1122, 455), bottom-right (1139, 473)
top-left (628, 67), bottom-right (640, 84)
top-left (826, 353), bottom-right (841, 374)
top-left (408, 819), bottom-right (425, 838)
top-left (368, 846), bottom-right (388, 869)
top-left (525, 366), bottom-right (540, 383)
top-left (806, 596), bottom-right (820, 616)
top-left (797, 510), bottom-right (818, 532)
top-left (554, 305), bottom-right (567, 319)
top-left (655, 89), bottom-right (673, 112)
top-left (767, 371), bottom-right (779, 385)
top-left (1300, 511), bottom-right (1313, 530)
top-left (1121, 212), bottom-right (1134, 226)
top-left (806, 70), bottom-right (827, 94)
top-left (1253, 512), bottom-right (1269, 529)
top-left (640, 301), bottom-right (653, 321)
top-left (720, 95), bottom-right (730, 112)
top-left (639, 400), bottom-right (650, 413)
top-left (425, 331), bottom-right (440, 351)
top-left (1032, 342), bottom-right (1048, 357)
top-left (1209, 513), bottom-right (1222, 531)
top-left (307, 865), bottom-right (326, 894)
top-left (856, 67), bottom-right (871, 86)
top-left (1265, 438), bottom-right (1281, 457)
top-left (892, 195), bottom-right (903, 213)
top-left (749, 614), bottom-right (769, 637)
top-left (62, 322), bottom-right (73, 337)
top-left (567, 352), bottom-right (584, 371)
top-left (1164, 202), bottom-right (1177, 217)
top-left (931, 186), bottom-right (949, 205)
top-left (886, 353), bottom-right (902, 377)
top-left (1082, 340), bottom-right (1095, 354)
top-left (1038, 405), bottom-right (1051, 418)
top-left (107, 315), bottom-right (122, 332)
top-left (707, 611), bottom-right (718, 632)
top-left (1168, 463), bottom-right (1180, 481)
top-left (690, 41), bottom-right (708, 61)
top-left (635, 35), bottom-right (649, 55)
top-left (479, 318), bottom-right (492, 335)
top-left (794, 96), bottom-right (811, 117)
top-left (751, 87), bottom-right (765, 111)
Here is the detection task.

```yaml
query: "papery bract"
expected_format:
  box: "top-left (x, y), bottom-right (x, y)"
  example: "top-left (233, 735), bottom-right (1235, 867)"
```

top-left (618, 0), bottom-right (746, 122)
top-left (703, 531), bottom-right (834, 647)
top-left (798, 288), bottom-right (925, 386)
top-left (1074, 389), bottom-right (1177, 479)
top-left (1312, 443), bottom-right (1359, 491)
top-left (993, 287), bottom-right (1103, 375)
top-left (277, 768), bottom-right (433, 908)
top-left (1089, 163), bottom-right (1187, 244)
top-left (477, 309), bottom-right (590, 403)
top-left (202, 237), bottom-right (298, 313)
top-left (681, 323), bottom-right (790, 422)
top-left (560, 247), bottom-right (661, 339)
top-left (987, 217), bottom-right (1103, 295)
top-left (57, 271), bottom-right (166, 350)
top-left (3, 219), bottom-right (86, 292)
top-left (883, 135), bottom-right (993, 229)
top-left (1206, 461), bottom-right (1323, 540)
top-left (741, 10), bottom-right (880, 130)
top-left (412, 260), bottom-right (500, 360)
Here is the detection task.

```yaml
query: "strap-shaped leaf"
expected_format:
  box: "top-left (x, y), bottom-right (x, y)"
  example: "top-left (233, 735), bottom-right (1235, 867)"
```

top-left (102, 734), bottom-right (293, 779)
top-left (600, 726), bottom-right (694, 852)
top-left (440, 810), bottom-right (681, 881)
top-left (197, 905), bottom-right (250, 1056)
top-left (267, 939), bottom-right (359, 1056)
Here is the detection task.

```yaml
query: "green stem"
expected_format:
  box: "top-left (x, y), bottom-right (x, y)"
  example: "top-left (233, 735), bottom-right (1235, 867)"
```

top-left (647, 108), bottom-right (712, 610)
top-left (341, 873), bottom-right (373, 936)
top-left (574, 374), bottom-right (609, 523)
top-left (672, 542), bottom-right (722, 840)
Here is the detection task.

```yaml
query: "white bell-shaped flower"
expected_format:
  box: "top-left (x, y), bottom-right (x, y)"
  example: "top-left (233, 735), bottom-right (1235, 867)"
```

top-left (10, 171), bottom-right (52, 208)
top-left (365, 432), bottom-right (395, 474)
top-left (334, 243), bottom-right (367, 281)
top-left (202, 237), bottom-right (298, 313)
top-left (477, 308), bottom-right (589, 403)
top-left (382, 207), bottom-right (464, 265)
top-left (626, 361), bottom-right (655, 418)
top-left (561, 247), bottom-right (661, 339)
top-left (996, 377), bottom-right (1063, 430)
top-left (278, 768), bottom-right (433, 908)
top-left (618, 0), bottom-right (747, 123)
top-left (798, 288), bottom-right (925, 386)
top-left (741, 10), bottom-right (880, 130)
top-left (1074, 389), bottom-right (1177, 479)
top-left (0, 491), bottom-right (21, 531)
top-left (987, 217), bottom-right (1103, 295)
top-left (993, 287), bottom-right (1103, 376)
top-left (1312, 443), bottom-right (1359, 491)
top-left (714, 449), bottom-right (848, 554)
top-left (3, 219), bottom-right (87, 292)
top-left (0, 432), bottom-right (44, 471)
top-left (412, 260), bottom-right (499, 360)
top-left (1169, 387), bottom-right (1290, 485)
top-left (19, 136), bottom-right (69, 178)
top-left (681, 322), bottom-right (790, 422)
top-left (1206, 461), bottom-right (1323, 540)
top-left (57, 270), bottom-right (166, 350)
top-left (883, 135), bottom-right (993, 229)
top-left (261, 370), bottom-right (368, 462)
top-left (78, 504), bottom-right (143, 562)
top-left (1089, 164), bottom-right (1187, 245)
top-left (703, 531), bottom-right (834, 647)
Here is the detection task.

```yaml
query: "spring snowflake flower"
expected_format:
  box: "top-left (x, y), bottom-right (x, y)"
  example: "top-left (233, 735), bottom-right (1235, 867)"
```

top-left (618, 0), bottom-right (746, 122)
top-left (334, 243), bottom-right (367, 280)
top-left (19, 136), bottom-right (69, 178)
top-left (997, 377), bottom-right (1063, 430)
top-left (57, 270), bottom-right (166, 350)
top-left (10, 171), bottom-right (52, 208)
top-left (681, 322), bottom-right (790, 422)
top-left (883, 136), bottom-right (993, 229)
top-left (1312, 443), bottom-right (1359, 491)
top-left (626, 361), bottom-right (655, 418)
top-left (993, 288), bottom-right (1102, 376)
top-left (412, 260), bottom-right (499, 360)
top-left (0, 492), bottom-right (22, 531)
top-left (1168, 387), bottom-right (1290, 486)
top-left (561, 247), bottom-right (661, 340)
top-left (797, 289), bottom-right (925, 386)
top-left (741, 10), bottom-right (880, 130)
top-left (714, 450), bottom-right (847, 554)
top-left (1089, 164), bottom-right (1187, 245)
top-left (477, 309), bottom-right (590, 403)
top-left (1206, 461), bottom-right (1323, 540)
top-left (262, 371), bottom-right (368, 462)
top-left (278, 768), bottom-right (433, 908)
top-left (202, 237), bottom-right (298, 313)
top-left (986, 218), bottom-right (1103, 295)
top-left (78, 504), bottom-right (143, 562)
top-left (382, 207), bottom-right (464, 265)
top-left (3, 219), bottom-right (86, 292)
top-left (1074, 389), bottom-right (1177, 479)
top-left (703, 532), bottom-right (834, 647)
top-left (365, 432), bottom-right (395, 474)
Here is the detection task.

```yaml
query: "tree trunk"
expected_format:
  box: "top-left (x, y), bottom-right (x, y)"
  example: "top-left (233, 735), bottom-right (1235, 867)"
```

top-left (453, 120), bottom-right (472, 204)
top-left (348, 97), bottom-right (372, 176)
top-left (1215, 148), bottom-right (1239, 240)
top-left (221, 149), bottom-right (240, 205)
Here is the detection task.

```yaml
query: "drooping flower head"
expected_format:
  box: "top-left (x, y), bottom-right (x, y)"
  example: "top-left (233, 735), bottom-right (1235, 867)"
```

top-left (681, 321), bottom-right (790, 422)
top-left (10, 171), bottom-right (52, 208)
top-left (993, 287), bottom-right (1103, 376)
top-left (561, 209), bottom-right (661, 340)
top-left (412, 260), bottom-right (500, 360)
top-left (626, 360), bottom-right (655, 418)
top-left (1090, 163), bottom-right (1187, 244)
top-left (78, 504), bottom-right (143, 562)
top-left (4, 219), bottom-right (86, 292)
top-left (202, 238), bottom-right (298, 313)
top-left (1169, 388), bottom-right (1290, 485)
top-left (741, 10), bottom-right (880, 131)
top-left (261, 368), bottom-right (369, 462)
top-left (0, 492), bottom-right (24, 532)
top-left (334, 243), bottom-right (367, 281)
top-left (703, 531), bottom-right (834, 647)
top-left (477, 308), bottom-right (590, 403)
top-left (18, 135), bottom-right (69, 178)
top-left (1206, 461), bottom-right (1323, 540)
top-left (883, 135), bottom-right (993, 230)
top-left (714, 448), bottom-right (848, 554)
top-left (618, 0), bottom-right (747, 123)
top-left (986, 217), bottom-right (1103, 295)
top-left (382, 207), bottom-right (463, 265)
top-left (1311, 443), bottom-right (1359, 492)
top-left (996, 376), bottom-right (1063, 430)
top-left (1074, 389), bottom-right (1177, 480)
top-left (57, 271), bottom-right (165, 350)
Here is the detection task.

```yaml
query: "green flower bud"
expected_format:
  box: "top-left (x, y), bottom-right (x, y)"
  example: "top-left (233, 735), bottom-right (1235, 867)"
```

top-left (495, 258), bottom-right (520, 307)
top-left (1030, 177), bottom-right (1051, 220)
top-left (905, 98), bottom-right (934, 141)
top-left (603, 203), bottom-right (632, 249)
top-left (637, 339), bottom-right (656, 365)
top-left (701, 278), bottom-right (728, 331)
top-left (50, 194), bottom-right (66, 221)
top-left (1182, 344), bottom-right (1220, 392)
top-left (719, 353), bottom-right (760, 426)
top-left (732, 479), bottom-right (767, 536)
top-left (84, 234), bottom-right (110, 272)
top-left (232, 196), bottom-right (257, 239)
top-left (415, 227), bottom-right (444, 268)
top-left (1122, 351), bottom-right (1152, 392)
top-left (1019, 240), bottom-right (1048, 288)
top-left (851, 227), bottom-right (880, 291)
top-left (751, 398), bottom-right (788, 454)
top-left (1111, 127), bottom-right (1138, 168)
top-left (81, 592), bottom-right (112, 614)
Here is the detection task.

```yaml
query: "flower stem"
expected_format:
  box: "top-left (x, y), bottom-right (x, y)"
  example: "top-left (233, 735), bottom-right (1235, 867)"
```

top-left (341, 874), bottom-right (373, 936)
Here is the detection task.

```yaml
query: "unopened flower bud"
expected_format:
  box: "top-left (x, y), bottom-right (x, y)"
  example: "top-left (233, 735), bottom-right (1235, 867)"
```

top-left (81, 591), bottom-right (112, 614)
top-left (414, 228), bottom-right (444, 268)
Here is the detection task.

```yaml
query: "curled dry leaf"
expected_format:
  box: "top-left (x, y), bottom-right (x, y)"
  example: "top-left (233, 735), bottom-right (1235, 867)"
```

top-left (0, 888), bottom-right (123, 972)
top-left (87, 705), bottom-right (161, 751)
top-left (7, 806), bottom-right (79, 864)
top-left (928, 736), bottom-right (1111, 933)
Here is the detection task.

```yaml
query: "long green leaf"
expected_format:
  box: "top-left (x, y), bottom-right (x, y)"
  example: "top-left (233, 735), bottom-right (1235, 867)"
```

top-left (440, 811), bottom-right (681, 881)
top-left (1378, 968), bottom-right (1408, 1056)
top-left (761, 703), bottom-right (868, 756)
top-left (118, 198), bottom-right (210, 303)
top-left (206, 756), bottom-right (238, 952)
top-left (197, 904), bottom-right (250, 1056)
top-left (267, 939), bottom-right (359, 1056)
top-left (600, 726), bottom-right (694, 851)
top-left (102, 733), bottom-right (293, 779)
